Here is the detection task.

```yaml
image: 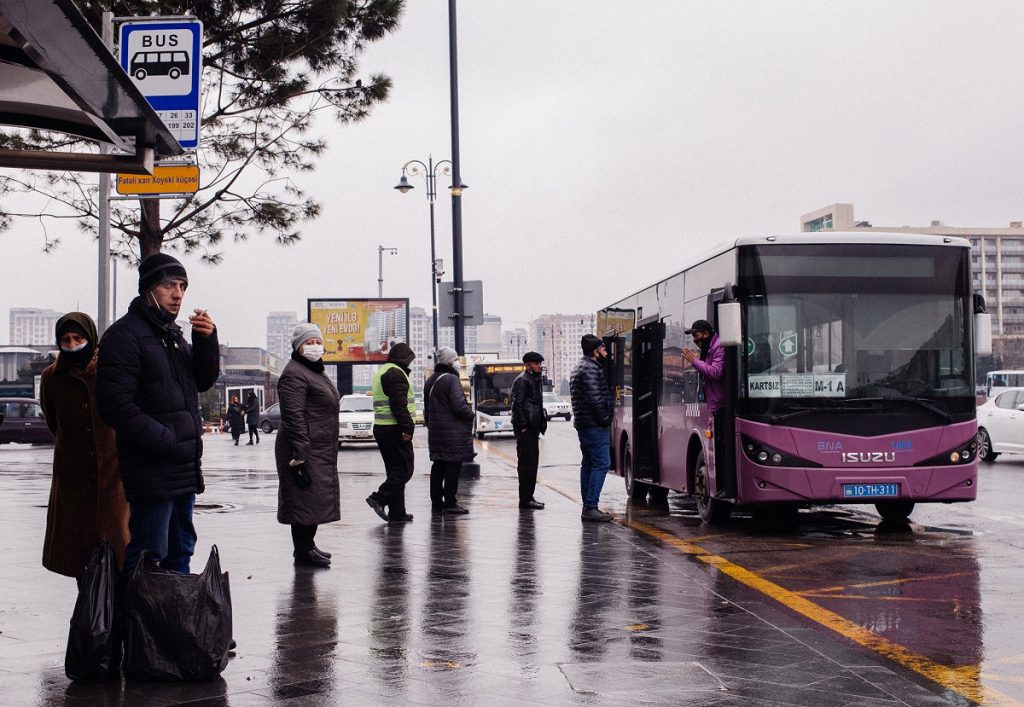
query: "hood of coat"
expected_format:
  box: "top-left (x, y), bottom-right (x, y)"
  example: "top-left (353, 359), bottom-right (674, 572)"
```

top-left (388, 342), bottom-right (416, 369)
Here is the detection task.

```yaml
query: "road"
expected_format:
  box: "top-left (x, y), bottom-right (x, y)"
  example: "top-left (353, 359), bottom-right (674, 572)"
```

top-left (1, 421), bottom-right (1022, 704)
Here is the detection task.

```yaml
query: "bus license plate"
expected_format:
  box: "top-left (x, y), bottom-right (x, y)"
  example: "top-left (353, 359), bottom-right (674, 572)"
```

top-left (842, 483), bottom-right (899, 498)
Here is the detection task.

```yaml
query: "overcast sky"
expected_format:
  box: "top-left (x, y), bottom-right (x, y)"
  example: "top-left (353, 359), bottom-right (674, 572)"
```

top-left (3, 1), bottom-right (1024, 347)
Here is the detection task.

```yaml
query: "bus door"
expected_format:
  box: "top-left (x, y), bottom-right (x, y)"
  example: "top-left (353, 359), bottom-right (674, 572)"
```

top-left (708, 290), bottom-right (738, 499)
top-left (632, 319), bottom-right (663, 484)
top-left (603, 334), bottom-right (624, 472)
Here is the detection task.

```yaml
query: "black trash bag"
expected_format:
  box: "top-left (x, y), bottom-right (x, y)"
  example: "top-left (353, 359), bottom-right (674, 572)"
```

top-left (65, 540), bottom-right (121, 682)
top-left (123, 545), bottom-right (232, 682)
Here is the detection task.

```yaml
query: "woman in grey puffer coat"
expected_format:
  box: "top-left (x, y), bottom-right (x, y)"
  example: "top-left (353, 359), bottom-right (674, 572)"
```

top-left (424, 346), bottom-right (474, 514)
top-left (275, 323), bottom-right (340, 567)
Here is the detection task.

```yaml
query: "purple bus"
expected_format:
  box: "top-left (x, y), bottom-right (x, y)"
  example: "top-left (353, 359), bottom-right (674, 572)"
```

top-left (599, 234), bottom-right (991, 524)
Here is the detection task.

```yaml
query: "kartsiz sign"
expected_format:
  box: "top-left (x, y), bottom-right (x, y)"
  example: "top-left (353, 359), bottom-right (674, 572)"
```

top-left (119, 20), bottom-right (203, 149)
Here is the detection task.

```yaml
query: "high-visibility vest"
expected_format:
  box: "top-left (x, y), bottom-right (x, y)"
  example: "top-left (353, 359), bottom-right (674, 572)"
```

top-left (372, 362), bottom-right (415, 425)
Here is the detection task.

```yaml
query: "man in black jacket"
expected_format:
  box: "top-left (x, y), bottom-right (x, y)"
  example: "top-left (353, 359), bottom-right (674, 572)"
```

top-left (569, 335), bottom-right (613, 522)
top-left (98, 253), bottom-right (220, 572)
top-left (367, 343), bottom-right (417, 523)
top-left (511, 351), bottom-right (547, 510)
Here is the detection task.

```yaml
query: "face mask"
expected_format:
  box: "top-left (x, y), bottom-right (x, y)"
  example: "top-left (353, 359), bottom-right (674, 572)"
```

top-left (301, 344), bottom-right (324, 362)
top-left (61, 342), bottom-right (88, 353)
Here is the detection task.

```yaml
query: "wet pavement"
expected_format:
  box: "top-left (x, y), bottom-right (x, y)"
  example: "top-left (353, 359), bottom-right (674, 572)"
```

top-left (1, 423), bottom-right (1022, 705)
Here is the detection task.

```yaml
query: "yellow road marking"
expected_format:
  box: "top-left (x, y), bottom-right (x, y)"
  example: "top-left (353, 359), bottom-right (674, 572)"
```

top-left (800, 571), bottom-right (974, 597)
top-left (623, 517), bottom-right (1020, 706)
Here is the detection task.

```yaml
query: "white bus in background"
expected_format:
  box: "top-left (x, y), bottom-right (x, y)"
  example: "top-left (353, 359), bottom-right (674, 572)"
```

top-left (985, 370), bottom-right (1024, 397)
top-left (468, 360), bottom-right (523, 439)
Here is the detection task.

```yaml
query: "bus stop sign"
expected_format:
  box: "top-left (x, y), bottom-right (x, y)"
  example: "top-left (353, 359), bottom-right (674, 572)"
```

top-left (119, 20), bottom-right (203, 149)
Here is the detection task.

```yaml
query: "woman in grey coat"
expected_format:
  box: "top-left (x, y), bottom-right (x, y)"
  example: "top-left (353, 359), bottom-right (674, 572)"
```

top-left (275, 323), bottom-right (340, 567)
top-left (423, 346), bottom-right (475, 514)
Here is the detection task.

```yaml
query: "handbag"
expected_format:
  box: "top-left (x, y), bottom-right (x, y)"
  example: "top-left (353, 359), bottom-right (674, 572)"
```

top-left (65, 540), bottom-right (120, 682)
top-left (122, 545), bottom-right (233, 681)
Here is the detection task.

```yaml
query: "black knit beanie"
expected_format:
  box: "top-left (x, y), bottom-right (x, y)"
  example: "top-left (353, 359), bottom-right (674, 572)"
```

top-left (138, 253), bottom-right (188, 294)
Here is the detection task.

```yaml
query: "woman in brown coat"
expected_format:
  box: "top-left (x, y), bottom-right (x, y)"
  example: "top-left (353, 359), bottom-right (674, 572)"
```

top-left (276, 323), bottom-right (341, 567)
top-left (39, 312), bottom-right (129, 577)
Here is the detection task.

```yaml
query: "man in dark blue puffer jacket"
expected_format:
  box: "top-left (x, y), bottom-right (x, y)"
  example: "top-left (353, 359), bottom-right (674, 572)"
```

top-left (98, 253), bottom-right (220, 573)
top-left (569, 334), bottom-right (614, 523)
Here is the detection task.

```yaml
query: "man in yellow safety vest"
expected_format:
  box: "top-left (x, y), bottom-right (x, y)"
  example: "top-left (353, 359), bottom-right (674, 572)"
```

top-left (366, 343), bottom-right (418, 523)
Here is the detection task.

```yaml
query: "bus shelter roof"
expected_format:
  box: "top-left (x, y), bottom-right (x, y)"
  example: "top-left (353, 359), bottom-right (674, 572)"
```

top-left (0, 0), bottom-right (183, 174)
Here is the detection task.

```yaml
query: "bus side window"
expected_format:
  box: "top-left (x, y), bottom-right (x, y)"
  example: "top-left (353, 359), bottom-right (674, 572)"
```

top-left (683, 369), bottom-right (699, 404)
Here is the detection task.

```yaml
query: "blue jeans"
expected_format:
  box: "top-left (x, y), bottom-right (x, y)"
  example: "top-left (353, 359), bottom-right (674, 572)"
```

top-left (578, 427), bottom-right (610, 509)
top-left (125, 494), bottom-right (197, 573)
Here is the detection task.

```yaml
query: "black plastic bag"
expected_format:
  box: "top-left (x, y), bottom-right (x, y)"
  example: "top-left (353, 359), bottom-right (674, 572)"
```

top-left (123, 545), bottom-right (232, 681)
top-left (65, 540), bottom-right (121, 682)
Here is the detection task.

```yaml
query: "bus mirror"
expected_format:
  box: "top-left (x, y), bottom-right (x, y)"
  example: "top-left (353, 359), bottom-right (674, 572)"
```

top-left (718, 302), bottom-right (742, 347)
top-left (975, 312), bottom-right (992, 357)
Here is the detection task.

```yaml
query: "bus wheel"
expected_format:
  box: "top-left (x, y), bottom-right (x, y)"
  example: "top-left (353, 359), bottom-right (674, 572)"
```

top-left (875, 501), bottom-right (914, 524)
top-left (623, 444), bottom-right (649, 501)
top-left (694, 451), bottom-right (731, 524)
top-left (169, 67), bottom-right (181, 79)
top-left (977, 428), bottom-right (998, 462)
top-left (134, 68), bottom-right (147, 81)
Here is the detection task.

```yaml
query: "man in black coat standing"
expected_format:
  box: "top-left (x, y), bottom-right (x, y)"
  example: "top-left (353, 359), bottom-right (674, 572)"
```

top-left (98, 253), bottom-right (220, 572)
top-left (511, 351), bottom-right (547, 510)
top-left (423, 346), bottom-right (474, 515)
top-left (570, 335), bottom-right (614, 522)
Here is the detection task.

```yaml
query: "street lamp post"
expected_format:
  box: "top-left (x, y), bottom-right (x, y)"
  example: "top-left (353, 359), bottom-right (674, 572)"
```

top-left (378, 245), bottom-right (398, 298)
top-left (394, 156), bottom-right (451, 352)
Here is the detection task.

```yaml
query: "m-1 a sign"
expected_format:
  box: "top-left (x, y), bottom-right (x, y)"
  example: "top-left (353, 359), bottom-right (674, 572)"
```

top-left (119, 19), bottom-right (203, 149)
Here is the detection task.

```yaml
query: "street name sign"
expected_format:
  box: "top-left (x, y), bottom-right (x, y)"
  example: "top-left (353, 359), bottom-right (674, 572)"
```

top-left (119, 19), bottom-right (203, 149)
top-left (116, 165), bottom-right (200, 195)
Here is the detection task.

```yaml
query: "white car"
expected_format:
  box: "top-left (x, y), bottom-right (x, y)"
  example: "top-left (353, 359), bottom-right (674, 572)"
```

top-left (977, 387), bottom-right (1024, 461)
top-left (542, 392), bottom-right (572, 421)
top-left (338, 394), bottom-right (376, 446)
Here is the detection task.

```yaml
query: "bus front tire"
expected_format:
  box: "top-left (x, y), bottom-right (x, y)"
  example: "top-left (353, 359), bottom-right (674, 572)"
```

top-left (694, 451), bottom-right (731, 524)
top-left (134, 69), bottom-right (147, 80)
top-left (875, 500), bottom-right (914, 524)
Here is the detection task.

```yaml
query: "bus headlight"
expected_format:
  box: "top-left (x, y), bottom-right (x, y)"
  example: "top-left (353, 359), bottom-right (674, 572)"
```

top-left (741, 436), bottom-right (820, 468)
top-left (915, 438), bottom-right (977, 466)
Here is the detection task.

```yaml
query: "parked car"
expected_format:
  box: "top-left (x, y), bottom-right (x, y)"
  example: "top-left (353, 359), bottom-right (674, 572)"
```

top-left (258, 403), bottom-right (281, 433)
top-left (542, 392), bottom-right (572, 421)
top-left (977, 387), bottom-right (1024, 461)
top-left (0, 397), bottom-right (53, 445)
top-left (338, 394), bottom-right (375, 447)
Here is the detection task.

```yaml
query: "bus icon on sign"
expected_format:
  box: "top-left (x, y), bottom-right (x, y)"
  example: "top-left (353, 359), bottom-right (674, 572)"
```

top-left (130, 51), bottom-right (189, 81)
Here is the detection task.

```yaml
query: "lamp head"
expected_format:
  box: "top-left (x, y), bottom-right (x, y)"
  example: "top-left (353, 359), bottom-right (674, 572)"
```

top-left (394, 175), bottom-right (414, 193)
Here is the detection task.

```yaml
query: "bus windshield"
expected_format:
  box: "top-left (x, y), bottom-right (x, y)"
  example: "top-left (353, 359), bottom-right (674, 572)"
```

top-left (472, 363), bottom-right (522, 414)
top-left (738, 243), bottom-right (973, 424)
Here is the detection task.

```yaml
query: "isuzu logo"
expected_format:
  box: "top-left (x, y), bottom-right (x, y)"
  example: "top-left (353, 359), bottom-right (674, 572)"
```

top-left (842, 452), bottom-right (896, 463)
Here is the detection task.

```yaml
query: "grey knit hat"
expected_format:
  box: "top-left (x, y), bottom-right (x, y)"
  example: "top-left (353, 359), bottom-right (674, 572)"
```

top-left (291, 322), bottom-right (322, 350)
top-left (434, 346), bottom-right (458, 366)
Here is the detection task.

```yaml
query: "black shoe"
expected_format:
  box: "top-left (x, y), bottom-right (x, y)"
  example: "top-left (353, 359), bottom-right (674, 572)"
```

top-left (294, 549), bottom-right (331, 567)
top-left (442, 504), bottom-right (469, 515)
top-left (234, 440), bottom-right (239, 445)
top-left (388, 513), bottom-right (414, 523)
top-left (246, 441), bottom-right (254, 445)
top-left (228, 639), bottom-right (237, 651)
top-left (519, 499), bottom-right (545, 510)
top-left (312, 545), bottom-right (331, 559)
top-left (582, 507), bottom-right (612, 523)
top-left (431, 504), bottom-right (444, 514)
top-left (366, 496), bottom-right (388, 522)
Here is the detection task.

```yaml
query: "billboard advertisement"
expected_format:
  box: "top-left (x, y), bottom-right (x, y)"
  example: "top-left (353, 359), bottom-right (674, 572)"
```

top-left (307, 299), bottom-right (410, 364)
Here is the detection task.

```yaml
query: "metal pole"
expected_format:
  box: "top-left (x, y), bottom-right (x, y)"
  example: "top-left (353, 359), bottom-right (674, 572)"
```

top-left (377, 245), bottom-right (383, 298)
top-left (428, 198), bottom-right (439, 351)
top-left (448, 0), bottom-right (465, 355)
top-left (97, 11), bottom-right (113, 335)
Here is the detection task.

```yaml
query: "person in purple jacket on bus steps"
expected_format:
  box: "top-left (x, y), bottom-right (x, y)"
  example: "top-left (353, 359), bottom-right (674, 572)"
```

top-left (682, 319), bottom-right (734, 498)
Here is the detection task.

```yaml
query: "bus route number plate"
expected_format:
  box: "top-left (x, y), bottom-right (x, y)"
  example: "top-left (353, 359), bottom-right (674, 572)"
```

top-left (842, 483), bottom-right (899, 498)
